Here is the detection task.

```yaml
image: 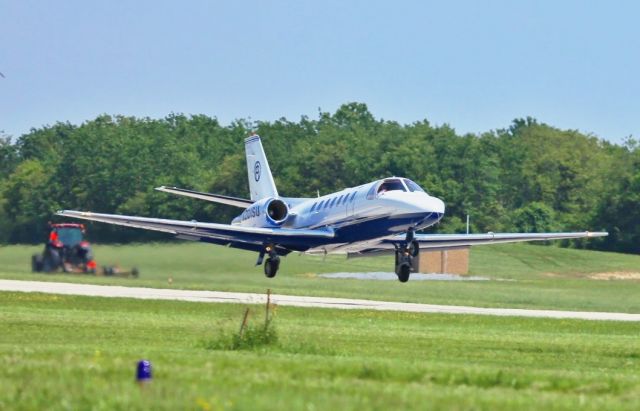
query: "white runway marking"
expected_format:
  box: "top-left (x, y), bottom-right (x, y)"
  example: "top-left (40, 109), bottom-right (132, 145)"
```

top-left (1, 279), bottom-right (639, 322)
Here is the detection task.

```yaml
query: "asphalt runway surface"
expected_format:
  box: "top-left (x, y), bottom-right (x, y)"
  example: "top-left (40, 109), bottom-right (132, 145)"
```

top-left (1, 279), bottom-right (639, 322)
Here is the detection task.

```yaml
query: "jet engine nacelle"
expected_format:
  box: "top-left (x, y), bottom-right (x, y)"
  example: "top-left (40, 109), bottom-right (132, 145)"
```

top-left (237, 197), bottom-right (290, 227)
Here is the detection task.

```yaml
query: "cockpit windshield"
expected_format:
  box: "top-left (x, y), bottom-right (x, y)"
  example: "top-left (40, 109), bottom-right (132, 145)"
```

top-left (403, 179), bottom-right (426, 193)
top-left (378, 179), bottom-right (406, 194)
top-left (366, 178), bottom-right (427, 199)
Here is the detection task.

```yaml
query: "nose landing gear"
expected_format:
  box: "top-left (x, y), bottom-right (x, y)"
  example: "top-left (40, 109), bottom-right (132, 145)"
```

top-left (395, 228), bottom-right (419, 283)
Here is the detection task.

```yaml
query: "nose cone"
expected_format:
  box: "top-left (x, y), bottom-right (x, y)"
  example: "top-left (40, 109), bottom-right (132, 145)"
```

top-left (431, 196), bottom-right (445, 215)
top-left (384, 191), bottom-right (445, 215)
top-left (407, 193), bottom-right (445, 215)
top-left (376, 191), bottom-right (445, 228)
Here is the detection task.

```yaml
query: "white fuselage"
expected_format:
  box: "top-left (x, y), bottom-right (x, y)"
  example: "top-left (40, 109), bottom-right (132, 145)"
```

top-left (232, 177), bottom-right (445, 252)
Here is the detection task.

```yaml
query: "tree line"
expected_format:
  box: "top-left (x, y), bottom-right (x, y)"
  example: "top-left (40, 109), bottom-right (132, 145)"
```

top-left (1, 102), bottom-right (638, 253)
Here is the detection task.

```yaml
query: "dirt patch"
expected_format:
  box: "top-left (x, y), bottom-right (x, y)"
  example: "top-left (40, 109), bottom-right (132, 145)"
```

top-left (588, 272), bottom-right (640, 281)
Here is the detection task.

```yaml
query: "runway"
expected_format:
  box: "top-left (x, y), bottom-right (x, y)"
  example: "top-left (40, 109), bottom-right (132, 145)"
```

top-left (1, 279), bottom-right (639, 322)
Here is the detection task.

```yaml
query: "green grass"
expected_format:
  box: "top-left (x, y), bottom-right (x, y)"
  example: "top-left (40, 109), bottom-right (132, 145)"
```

top-left (1, 292), bottom-right (638, 410)
top-left (1, 242), bottom-right (639, 312)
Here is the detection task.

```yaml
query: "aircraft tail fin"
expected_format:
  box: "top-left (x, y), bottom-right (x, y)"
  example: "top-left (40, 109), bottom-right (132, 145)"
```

top-left (245, 134), bottom-right (279, 201)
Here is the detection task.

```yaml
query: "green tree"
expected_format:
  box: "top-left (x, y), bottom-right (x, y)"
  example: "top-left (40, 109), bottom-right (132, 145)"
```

top-left (0, 104), bottom-right (636, 252)
top-left (2, 160), bottom-right (53, 242)
top-left (512, 202), bottom-right (558, 233)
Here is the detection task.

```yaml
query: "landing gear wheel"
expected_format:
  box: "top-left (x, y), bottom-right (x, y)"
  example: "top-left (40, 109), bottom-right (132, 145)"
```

top-left (264, 257), bottom-right (280, 278)
top-left (396, 263), bottom-right (411, 283)
top-left (395, 244), bottom-right (413, 283)
top-left (408, 240), bottom-right (420, 257)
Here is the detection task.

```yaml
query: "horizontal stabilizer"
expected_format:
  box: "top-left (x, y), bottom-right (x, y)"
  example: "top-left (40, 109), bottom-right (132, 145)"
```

top-left (155, 186), bottom-right (253, 208)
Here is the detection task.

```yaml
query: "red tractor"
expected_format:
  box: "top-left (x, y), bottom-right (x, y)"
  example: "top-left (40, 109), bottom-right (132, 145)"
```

top-left (32, 223), bottom-right (97, 273)
top-left (31, 223), bottom-right (139, 277)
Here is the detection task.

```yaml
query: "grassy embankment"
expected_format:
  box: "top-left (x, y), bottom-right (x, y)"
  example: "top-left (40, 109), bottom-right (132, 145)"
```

top-left (0, 242), bottom-right (639, 312)
top-left (1, 291), bottom-right (639, 410)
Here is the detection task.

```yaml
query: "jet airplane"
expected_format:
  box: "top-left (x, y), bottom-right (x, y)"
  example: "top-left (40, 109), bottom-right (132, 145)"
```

top-left (58, 134), bottom-right (607, 282)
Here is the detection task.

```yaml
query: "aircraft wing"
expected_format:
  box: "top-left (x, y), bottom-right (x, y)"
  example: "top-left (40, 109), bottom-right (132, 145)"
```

top-left (56, 210), bottom-right (334, 254)
top-left (408, 231), bottom-right (608, 249)
top-left (347, 231), bottom-right (608, 257)
top-left (155, 186), bottom-right (253, 208)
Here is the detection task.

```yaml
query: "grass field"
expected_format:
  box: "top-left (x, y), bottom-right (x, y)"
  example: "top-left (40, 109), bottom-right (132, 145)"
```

top-left (1, 243), bottom-right (639, 312)
top-left (1, 291), bottom-right (639, 410)
top-left (1, 244), bottom-right (639, 409)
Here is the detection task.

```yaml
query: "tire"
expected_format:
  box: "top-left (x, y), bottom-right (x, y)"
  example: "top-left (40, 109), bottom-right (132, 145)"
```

top-left (43, 249), bottom-right (61, 273)
top-left (408, 240), bottom-right (420, 257)
top-left (264, 258), bottom-right (279, 278)
top-left (32, 254), bottom-right (44, 272)
top-left (396, 263), bottom-right (411, 283)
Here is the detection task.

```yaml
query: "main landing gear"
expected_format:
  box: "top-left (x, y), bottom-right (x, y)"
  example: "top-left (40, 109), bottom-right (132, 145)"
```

top-left (395, 228), bottom-right (419, 283)
top-left (257, 245), bottom-right (280, 278)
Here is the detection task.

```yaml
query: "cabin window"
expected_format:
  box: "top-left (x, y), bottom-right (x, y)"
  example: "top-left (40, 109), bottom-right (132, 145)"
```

top-left (317, 200), bottom-right (324, 210)
top-left (329, 197), bottom-right (337, 207)
top-left (403, 179), bottom-right (426, 193)
top-left (310, 202), bottom-right (317, 212)
top-left (324, 200), bottom-right (331, 209)
top-left (350, 192), bottom-right (357, 202)
top-left (336, 195), bottom-right (344, 205)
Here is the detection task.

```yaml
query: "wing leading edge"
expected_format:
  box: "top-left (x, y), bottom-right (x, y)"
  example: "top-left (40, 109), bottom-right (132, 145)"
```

top-left (347, 231), bottom-right (608, 257)
top-left (56, 210), bottom-right (334, 253)
top-left (410, 231), bottom-right (608, 249)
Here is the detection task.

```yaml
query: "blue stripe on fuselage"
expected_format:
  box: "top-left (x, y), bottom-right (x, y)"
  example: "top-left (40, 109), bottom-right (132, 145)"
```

top-left (198, 211), bottom-right (443, 254)
top-left (332, 212), bottom-right (441, 243)
top-left (222, 212), bottom-right (441, 252)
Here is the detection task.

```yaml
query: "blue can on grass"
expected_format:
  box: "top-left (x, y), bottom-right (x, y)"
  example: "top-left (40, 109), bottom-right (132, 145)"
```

top-left (136, 360), bottom-right (152, 382)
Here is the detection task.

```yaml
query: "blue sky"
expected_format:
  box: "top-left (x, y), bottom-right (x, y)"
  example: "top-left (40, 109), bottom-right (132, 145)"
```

top-left (1, 0), bottom-right (639, 143)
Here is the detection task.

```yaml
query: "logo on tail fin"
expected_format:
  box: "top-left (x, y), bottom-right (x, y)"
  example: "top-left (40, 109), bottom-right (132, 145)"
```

top-left (254, 161), bottom-right (261, 181)
top-left (245, 134), bottom-right (278, 201)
